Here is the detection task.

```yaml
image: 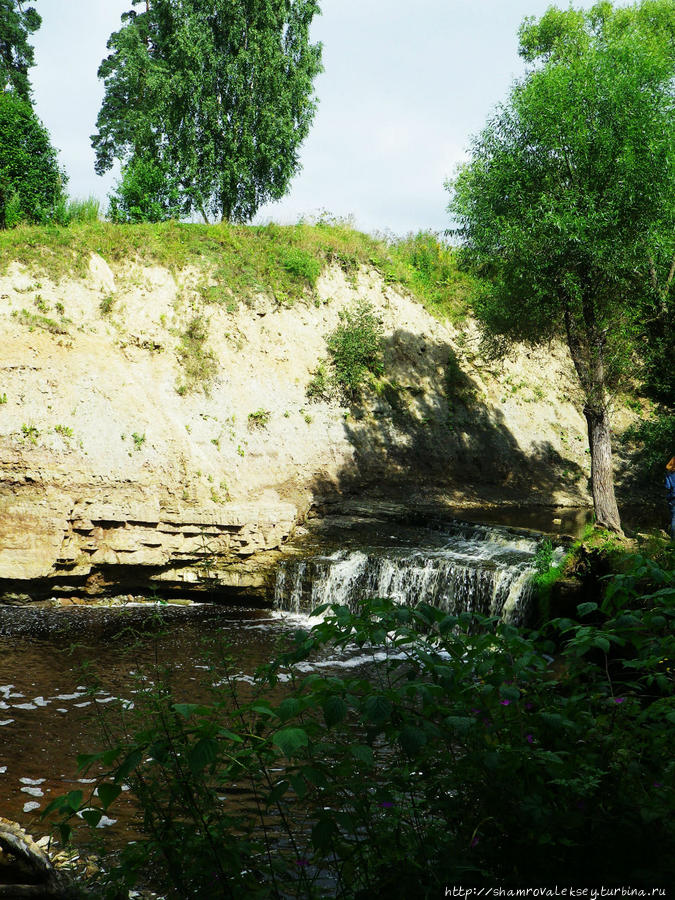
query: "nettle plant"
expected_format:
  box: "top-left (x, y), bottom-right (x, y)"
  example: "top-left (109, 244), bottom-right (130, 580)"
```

top-left (45, 553), bottom-right (675, 897)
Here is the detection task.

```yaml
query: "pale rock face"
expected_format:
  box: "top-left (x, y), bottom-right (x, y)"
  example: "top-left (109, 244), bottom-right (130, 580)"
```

top-left (0, 255), bottom-right (615, 601)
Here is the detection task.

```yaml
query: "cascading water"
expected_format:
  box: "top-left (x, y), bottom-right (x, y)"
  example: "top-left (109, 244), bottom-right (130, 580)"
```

top-left (274, 521), bottom-right (559, 624)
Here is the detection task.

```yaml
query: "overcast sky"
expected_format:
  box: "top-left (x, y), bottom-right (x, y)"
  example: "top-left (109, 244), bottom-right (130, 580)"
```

top-left (30, 0), bottom-right (597, 236)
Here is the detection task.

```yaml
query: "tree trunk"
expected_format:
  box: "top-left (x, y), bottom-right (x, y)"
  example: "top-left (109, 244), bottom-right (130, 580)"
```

top-left (564, 302), bottom-right (623, 534)
top-left (584, 403), bottom-right (623, 534)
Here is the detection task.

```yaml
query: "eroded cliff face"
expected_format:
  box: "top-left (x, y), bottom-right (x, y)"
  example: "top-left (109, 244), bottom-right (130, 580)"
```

top-left (0, 253), bottom-right (622, 601)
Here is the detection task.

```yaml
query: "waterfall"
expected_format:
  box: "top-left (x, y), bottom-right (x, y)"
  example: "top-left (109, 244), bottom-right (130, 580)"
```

top-left (274, 521), bottom-right (553, 623)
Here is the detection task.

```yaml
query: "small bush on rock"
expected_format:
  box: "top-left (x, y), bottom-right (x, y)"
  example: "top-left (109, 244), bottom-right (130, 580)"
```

top-left (308, 300), bottom-right (384, 403)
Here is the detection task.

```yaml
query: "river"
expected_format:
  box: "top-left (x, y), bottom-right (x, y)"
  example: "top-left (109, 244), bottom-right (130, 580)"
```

top-left (0, 510), bottom-right (579, 851)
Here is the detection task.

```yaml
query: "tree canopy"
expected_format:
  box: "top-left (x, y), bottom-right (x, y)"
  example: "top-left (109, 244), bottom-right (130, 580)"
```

top-left (0, 0), bottom-right (41, 101)
top-left (92, 0), bottom-right (323, 224)
top-left (449, 0), bottom-right (675, 532)
top-left (0, 2), bottom-right (66, 228)
top-left (0, 91), bottom-right (66, 226)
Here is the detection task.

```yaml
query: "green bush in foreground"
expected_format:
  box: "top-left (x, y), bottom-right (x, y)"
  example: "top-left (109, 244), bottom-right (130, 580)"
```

top-left (46, 554), bottom-right (674, 897)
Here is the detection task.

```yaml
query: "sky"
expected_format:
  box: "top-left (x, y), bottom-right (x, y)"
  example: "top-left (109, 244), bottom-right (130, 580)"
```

top-left (30, 0), bottom-right (597, 236)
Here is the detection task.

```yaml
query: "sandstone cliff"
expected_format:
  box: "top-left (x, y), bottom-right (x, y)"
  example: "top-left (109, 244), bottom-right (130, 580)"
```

top-left (0, 236), bottom-right (632, 601)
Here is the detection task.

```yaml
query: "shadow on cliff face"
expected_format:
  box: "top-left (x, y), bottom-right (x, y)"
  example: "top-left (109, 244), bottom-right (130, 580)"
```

top-left (305, 328), bottom-right (588, 510)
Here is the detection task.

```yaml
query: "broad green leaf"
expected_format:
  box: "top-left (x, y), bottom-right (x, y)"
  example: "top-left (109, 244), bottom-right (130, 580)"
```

top-left (189, 737), bottom-right (219, 774)
top-left (398, 725), bottom-right (427, 756)
top-left (217, 728), bottom-right (243, 743)
top-left (349, 744), bottom-right (374, 767)
top-left (250, 702), bottom-right (276, 717)
top-left (97, 783), bottom-right (122, 810)
top-left (289, 773), bottom-right (308, 799)
top-left (272, 727), bottom-right (309, 756)
top-left (322, 695), bottom-right (348, 727)
top-left (81, 808), bottom-right (103, 828)
top-left (312, 816), bottom-right (338, 851)
top-left (278, 697), bottom-right (302, 721)
top-left (64, 790), bottom-right (83, 812)
top-left (577, 602), bottom-right (598, 617)
top-left (115, 748), bottom-right (143, 782)
top-left (444, 715), bottom-right (473, 732)
top-left (266, 780), bottom-right (289, 806)
top-left (362, 694), bottom-right (392, 726)
top-left (173, 702), bottom-right (207, 719)
top-left (76, 752), bottom-right (104, 772)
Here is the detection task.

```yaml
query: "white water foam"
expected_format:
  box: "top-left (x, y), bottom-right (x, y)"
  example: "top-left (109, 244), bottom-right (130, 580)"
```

top-left (274, 523), bottom-right (553, 623)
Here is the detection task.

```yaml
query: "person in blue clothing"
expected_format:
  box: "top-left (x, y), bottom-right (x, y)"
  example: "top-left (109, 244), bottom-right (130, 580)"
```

top-left (667, 456), bottom-right (675, 539)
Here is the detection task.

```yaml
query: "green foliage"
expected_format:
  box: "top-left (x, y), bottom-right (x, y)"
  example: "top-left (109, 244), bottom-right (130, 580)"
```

top-left (448, 0), bottom-right (674, 531)
top-left (14, 307), bottom-right (68, 334)
top-left (0, 0), bottom-right (41, 101)
top-left (383, 231), bottom-right (476, 323)
top-left (108, 154), bottom-right (183, 224)
top-left (247, 409), bottom-right (271, 430)
top-left (54, 424), bottom-right (73, 439)
top-left (93, 0), bottom-right (322, 223)
top-left (309, 300), bottom-right (384, 403)
top-left (450, 0), bottom-right (674, 371)
top-left (98, 295), bottom-right (115, 316)
top-left (0, 221), bottom-right (477, 334)
top-left (63, 196), bottom-right (101, 225)
top-left (623, 410), bottom-right (675, 479)
top-left (305, 361), bottom-right (330, 402)
top-left (534, 537), bottom-right (554, 575)
top-left (176, 315), bottom-right (218, 395)
top-left (0, 392), bottom-right (6, 404)
top-left (20, 422), bottom-right (38, 444)
top-left (131, 432), bottom-right (145, 451)
top-left (49, 556), bottom-right (675, 895)
top-left (327, 301), bottom-right (384, 399)
top-left (278, 246), bottom-right (322, 287)
top-left (0, 92), bottom-right (67, 228)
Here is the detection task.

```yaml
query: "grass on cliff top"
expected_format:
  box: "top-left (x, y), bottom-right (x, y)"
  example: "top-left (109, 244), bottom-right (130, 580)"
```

top-left (0, 220), bottom-right (475, 322)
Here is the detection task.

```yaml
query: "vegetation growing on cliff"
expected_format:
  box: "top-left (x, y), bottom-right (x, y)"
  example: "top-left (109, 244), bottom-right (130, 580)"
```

top-left (307, 299), bottom-right (384, 402)
top-left (0, 221), bottom-right (474, 324)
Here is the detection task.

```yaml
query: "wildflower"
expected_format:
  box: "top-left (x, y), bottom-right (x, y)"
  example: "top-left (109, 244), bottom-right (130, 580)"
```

top-left (500, 699), bottom-right (511, 706)
top-left (653, 782), bottom-right (663, 788)
top-left (612, 697), bottom-right (626, 704)
top-left (526, 734), bottom-right (534, 743)
top-left (470, 836), bottom-right (479, 848)
top-left (295, 858), bottom-right (309, 868)
top-left (525, 702), bottom-right (534, 710)
top-left (378, 801), bottom-right (394, 808)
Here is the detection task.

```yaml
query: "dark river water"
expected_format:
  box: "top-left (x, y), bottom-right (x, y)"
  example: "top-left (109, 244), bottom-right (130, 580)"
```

top-left (0, 603), bottom-right (303, 843)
